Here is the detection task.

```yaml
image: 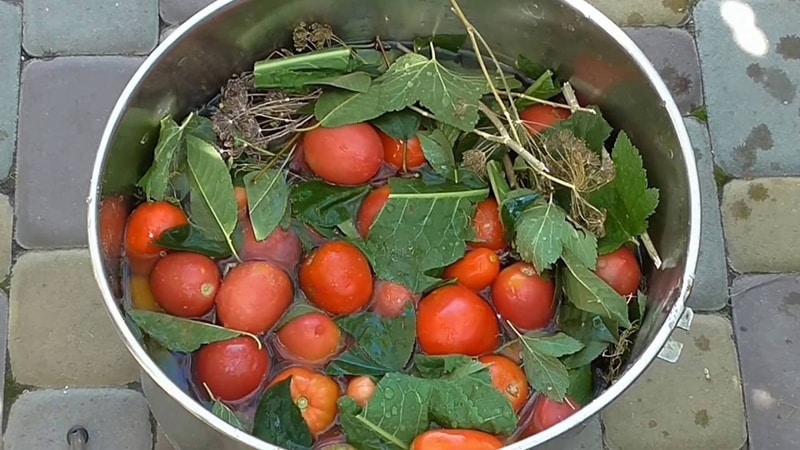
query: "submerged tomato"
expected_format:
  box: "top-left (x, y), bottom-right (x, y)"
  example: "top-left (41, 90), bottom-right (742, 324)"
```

top-left (471, 199), bottom-right (506, 251)
top-left (479, 355), bottom-right (529, 412)
top-left (303, 123), bottom-right (383, 186)
top-left (195, 337), bottom-right (269, 402)
top-left (271, 367), bottom-right (340, 436)
top-left (276, 313), bottom-right (342, 365)
top-left (124, 201), bottom-right (188, 275)
top-left (378, 131), bottom-right (426, 171)
top-left (371, 280), bottom-right (417, 318)
top-left (346, 376), bottom-right (377, 408)
top-left (240, 219), bottom-right (303, 273)
top-left (149, 252), bottom-right (221, 318)
top-left (215, 261), bottom-right (293, 334)
top-left (235, 186), bottom-right (248, 217)
top-left (595, 246), bottom-right (641, 297)
top-left (417, 285), bottom-right (500, 356)
top-left (520, 105), bottom-right (571, 135)
top-left (410, 429), bottom-right (503, 450)
top-left (443, 248), bottom-right (501, 292)
top-left (299, 241), bottom-right (374, 315)
top-left (525, 396), bottom-right (581, 436)
top-left (491, 262), bottom-right (555, 330)
top-left (356, 186), bottom-right (391, 238)
top-left (129, 274), bottom-right (161, 312)
top-left (99, 195), bottom-right (130, 295)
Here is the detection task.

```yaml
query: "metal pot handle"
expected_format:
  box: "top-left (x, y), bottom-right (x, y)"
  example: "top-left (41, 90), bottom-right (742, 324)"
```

top-left (67, 426), bottom-right (89, 450)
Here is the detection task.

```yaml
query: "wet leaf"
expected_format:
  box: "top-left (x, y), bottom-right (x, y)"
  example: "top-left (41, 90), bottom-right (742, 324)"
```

top-left (546, 108), bottom-right (613, 154)
top-left (252, 379), bottom-right (313, 450)
top-left (563, 340), bottom-right (609, 369)
top-left (370, 109), bottom-right (421, 141)
top-left (127, 310), bottom-right (245, 353)
top-left (157, 224), bottom-right (233, 259)
top-left (211, 400), bottom-right (248, 432)
top-left (244, 169), bottom-right (289, 241)
top-left (138, 117), bottom-right (182, 201)
top-left (518, 70), bottom-right (561, 107)
top-left (413, 34), bottom-right (468, 53)
top-left (566, 365), bottom-right (594, 406)
top-left (562, 256), bottom-right (631, 328)
top-left (312, 71), bottom-right (373, 92)
top-left (418, 129), bottom-right (457, 181)
top-left (314, 88), bottom-right (386, 128)
top-left (290, 181), bottom-right (370, 232)
top-left (516, 54), bottom-right (549, 80)
top-left (518, 332), bottom-right (583, 402)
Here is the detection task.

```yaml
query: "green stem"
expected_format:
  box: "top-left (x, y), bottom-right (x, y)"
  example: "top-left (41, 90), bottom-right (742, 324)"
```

top-left (389, 188), bottom-right (489, 201)
top-left (354, 416), bottom-right (409, 450)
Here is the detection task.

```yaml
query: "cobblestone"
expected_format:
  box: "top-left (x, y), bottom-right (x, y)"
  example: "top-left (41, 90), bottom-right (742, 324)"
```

top-left (587, 0), bottom-right (691, 26)
top-left (537, 416), bottom-right (603, 450)
top-left (160, 0), bottom-right (215, 25)
top-left (0, 1), bottom-right (22, 180)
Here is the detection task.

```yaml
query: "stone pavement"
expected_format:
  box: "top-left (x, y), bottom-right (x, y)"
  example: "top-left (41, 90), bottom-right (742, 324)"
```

top-left (0, 0), bottom-right (797, 449)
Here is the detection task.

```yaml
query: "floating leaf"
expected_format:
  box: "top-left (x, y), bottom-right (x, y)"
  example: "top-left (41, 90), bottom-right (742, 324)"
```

top-left (138, 117), bottom-right (182, 201)
top-left (517, 332), bottom-right (583, 402)
top-left (545, 108), bottom-right (613, 154)
top-left (518, 70), bottom-right (561, 107)
top-left (514, 201), bottom-right (596, 272)
top-left (566, 365), bottom-right (594, 406)
top-left (312, 71), bottom-right (372, 92)
top-left (127, 310), bottom-right (246, 353)
top-left (290, 181), bottom-right (370, 232)
top-left (314, 88), bottom-right (385, 128)
top-left (244, 169), bottom-right (289, 241)
top-left (419, 129), bottom-right (457, 181)
top-left (184, 115), bottom-right (217, 144)
top-left (252, 379), bottom-right (314, 450)
top-left (563, 340), bottom-right (609, 369)
top-left (370, 109), bottom-right (421, 141)
top-left (562, 256), bottom-right (631, 328)
top-left (516, 54), bottom-right (549, 80)
top-left (157, 224), bottom-right (233, 259)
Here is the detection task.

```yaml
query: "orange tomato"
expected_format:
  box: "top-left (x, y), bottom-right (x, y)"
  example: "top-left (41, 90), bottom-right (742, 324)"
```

top-left (276, 313), bottom-right (342, 365)
top-left (443, 248), bottom-right (501, 291)
top-left (356, 186), bottom-right (391, 238)
top-left (479, 355), bottom-right (530, 412)
top-left (378, 131), bottom-right (426, 171)
top-left (215, 261), bottom-right (293, 334)
top-left (471, 199), bottom-right (506, 251)
top-left (271, 367), bottom-right (340, 436)
top-left (410, 429), bottom-right (503, 450)
top-left (520, 105), bottom-right (571, 136)
top-left (417, 285), bottom-right (500, 356)
top-left (299, 242), bottom-right (374, 315)
top-left (303, 124), bottom-right (383, 186)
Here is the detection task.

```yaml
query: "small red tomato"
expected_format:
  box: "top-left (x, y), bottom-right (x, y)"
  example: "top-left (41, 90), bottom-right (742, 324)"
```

top-left (520, 105), bottom-right (571, 135)
top-left (443, 248), bottom-right (501, 292)
top-left (471, 199), bottom-right (506, 251)
top-left (525, 396), bottom-right (581, 436)
top-left (410, 429), bottom-right (503, 450)
top-left (215, 261), bottom-right (293, 334)
top-left (356, 186), bottom-right (391, 238)
top-left (276, 313), bottom-right (342, 365)
top-left (479, 355), bottom-right (530, 412)
top-left (299, 242), bottom-right (374, 315)
top-left (270, 367), bottom-right (340, 436)
top-left (346, 376), bottom-right (377, 408)
top-left (491, 262), bottom-right (555, 330)
top-left (371, 280), bottom-right (418, 318)
top-left (595, 246), bottom-right (641, 297)
top-left (239, 219), bottom-right (303, 273)
top-left (378, 131), bottom-right (426, 171)
top-left (417, 285), bottom-right (500, 356)
top-left (194, 337), bottom-right (269, 402)
top-left (303, 123), bottom-right (383, 186)
top-left (149, 252), bottom-right (221, 317)
top-left (124, 201), bottom-right (188, 275)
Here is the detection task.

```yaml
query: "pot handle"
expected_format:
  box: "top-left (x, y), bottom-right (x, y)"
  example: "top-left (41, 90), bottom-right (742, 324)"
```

top-left (67, 426), bottom-right (89, 450)
top-left (656, 306), bottom-right (694, 364)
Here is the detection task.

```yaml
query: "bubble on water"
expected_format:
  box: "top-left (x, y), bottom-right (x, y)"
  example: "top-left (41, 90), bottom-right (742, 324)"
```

top-left (140, 134), bottom-right (150, 144)
top-left (390, 406), bottom-right (399, 416)
top-left (384, 389), bottom-right (395, 399)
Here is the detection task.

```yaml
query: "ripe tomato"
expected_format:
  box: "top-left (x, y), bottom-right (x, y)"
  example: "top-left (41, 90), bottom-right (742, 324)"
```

top-left (410, 429), bottom-right (503, 450)
top-left (299, 241), bottom-right (373, 315)
top-left (471, 199), bottom-right (506, 251)
top-left (525, 396), bottom-right (581, 435)
top-left (303, 123), bottom-right (383, 186)
top-left (371, 280), bottom-right (417, 318)
top-left (125, 201), bottom-right (188, 275)
top-left (215, 261), bottom-right (293, 334)
top-left (149, 252), bottom-right (221, 317)
top-left (417, 285), bottom-right (500, 356)
top-left (378, 131), bottom-right (426, 171)
top-left (129, 274), bottom-right (162, 312)
top-left (491, 262), bottom-right (555, 330)
top-left (520, 105), bottom-right (571, 136)
top-left (346, 376), bottom-right (376, 408)
top-left (276, 313), bottom-right (342, 365)
top-left (99, 195), bottom-right (129, 287)
top-left (443, 248), bottom-right (501, 292)
top-left (194, 337), bottom-right (269, 402)
top-left (478, 355), bottom-right (529, 412)
top-left (270, 367), bottom-right (340, 436)
top-left (240, 220), bottom-right (303, 273)
top-left (356, 186), bottom-right (391, 238)
top-left (595, 246), bottom-right (641, 297)
top-left (235, 186), bottom-right (248, 217)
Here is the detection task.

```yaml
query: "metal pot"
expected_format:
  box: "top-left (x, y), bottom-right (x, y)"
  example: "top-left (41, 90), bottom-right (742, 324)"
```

top-left (87, 0), bottom-right (701, 448)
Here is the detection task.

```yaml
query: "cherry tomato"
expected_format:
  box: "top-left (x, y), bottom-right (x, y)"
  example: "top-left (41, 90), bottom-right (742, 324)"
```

top-left (595, 246), bottom-right (641, 297)
top-left (129, 274), bottom-right (162, 312)
top-left (417, 285), bottom-right (500, 356)
top-left (215, 261), bottom-right (293, 334)
top-left (194, 337), bottom-right (269, 402)
top-left (491, 262), bottom-right (555, 330)
top-left (378, 130), bottom-right (426, 171)
top-left (443, 248), bottom-right (501, 292)
top-left (525, 396), bottom-right (581, 435)
top-left (346, 376), bottom-right (376, 408)
top-left (303, 123), bottom-right (383, 186)
top-left (371, 280), bottom-right (418, 318)
top-left (271, 367), bottom-right (340, 436)
top-left (276, 313), bottom-right (342, 365)
top-left (356, 186), bottom-right (391, 238)
top-left (235, 186), bottom-right (248, 217)
top-left (99, 195), bottom-right (130, 297)
top-left (240, 219), bottom-right (303, 273)
top-left (471, 199), bottom-right (506, 251)
top-left (478, 355), bottom-right (530, 412)
top-left (124, 201), bottom-right (188, 275)
top-left (410, 429), bottom-right (503, 450)
top-left (299, 241), bottom-right (374, 315)
top-left (149, 252), bottom-right (221, 317)
top-left (520, 105), bottom-right (571, 136)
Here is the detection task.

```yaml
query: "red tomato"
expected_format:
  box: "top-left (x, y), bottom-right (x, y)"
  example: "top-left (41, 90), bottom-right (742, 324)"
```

top-left (124, 201), bottom-right (188, 275)
top-left (346, 376), bottom-right (377, 408)
top-left (239, 219), bottom-right (303, 273)
top-left (478, 355), bottom-right (530, 412)
top-left (595, 246), bottom-right (641, 297)
top-left (215, 261), bottom-right (293, 334)
top-left (194, 337), bottom-right (269, 402)
top-left (371, 280), bottom-right (418, 318)
top-left (299, 242), bottom-right (374, 315)
top-left (471, 199), bottom-right (506, 251)
top-left (149, 252), bottom-right (221, 317)
top-left (235, 186), bottom-right (248, 217)
top-left (520, 105), bottom-right (571, 136)
top-left (525, 396), bottom-right (581, 435)
top-left (491, 262), bottom-right (555, 330)
top-left (99, 195), bottom-right (130, 298)
top-left (417, 285), bottom-right (500, 356)
top-left (356, 186), bottom-right (391, 238)
top-left (303, 123), bottom-right (383, 186)
top-left (410, 429), bottom-right (503, 450)
top-left (378, 131), bottom-right (426, 171)
top-left (270, 367), bottom-right (340, 436)
top-left (276, 313), bottom-right (342, 365)
top-left (443, 248), bottom-right (501, 292)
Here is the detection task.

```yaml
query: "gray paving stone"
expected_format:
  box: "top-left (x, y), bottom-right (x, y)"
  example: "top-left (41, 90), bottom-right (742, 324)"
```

top-left (160, 0), bottom-right (215, 25)
top-left (684, 118), bottom-right (728, 310)
top-left (160, 26), bottom-right (177, 43)
top-left (0, 292), bottom-right (8, 432)
top-left (695, 0), bottom-right (800, 177)
top-left (4, 388), bottom-right (151, 449)
top-left (8, 250), bottom-right (139, 387)
top-left (624, 27), bottom-right (703, 114)
top-left (732, 275), bottom-right (800, 450)
top-left (0, 194), bottom-right (12, 278)
top-left (154, 425), bottom-right (177, 450)
top-left (22, 0), bottom-right (158, 56)
top-left (0, 2), bottom-right (22, 180)
top-left (602, 314), bottom-right (746, 450)
top-left (587, 0), bottom-right (691, 26)
top-left (721, 178), bottom-right (800, 273)
top-left (535, 416), bottom-right (602, 450)
top-left (16, 57), bottom-right (143, 249)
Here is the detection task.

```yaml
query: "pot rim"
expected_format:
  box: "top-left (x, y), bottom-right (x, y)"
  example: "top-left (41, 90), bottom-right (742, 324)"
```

top-left (87, 0), bottom-right (701, 448)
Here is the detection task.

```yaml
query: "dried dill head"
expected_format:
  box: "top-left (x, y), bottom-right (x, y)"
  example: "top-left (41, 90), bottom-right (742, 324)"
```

top-left (462, 149), bottom-right (488, 176)
top-left (292, 22), bottom-right (338, 53)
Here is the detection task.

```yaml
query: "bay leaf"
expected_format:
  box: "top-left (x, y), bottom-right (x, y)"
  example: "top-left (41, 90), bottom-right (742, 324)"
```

top-left (252, 379), bottom-right (313, 450)
top-left (127, 310), bottom-right (245, 353)
top-left (243, 169), bottom-right (289, 241)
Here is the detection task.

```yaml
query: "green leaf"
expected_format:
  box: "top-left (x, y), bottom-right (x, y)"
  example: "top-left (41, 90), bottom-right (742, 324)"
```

top-left (486, 160), bottom-right (511, 206)
top-left (252, 379), bottom-right (314, 450)
top-left (138, 116), bottom-right (183, 201)
top-left (590, 132), bottom-right (660, 254)
top-left (418, 129), bottom-right (457, 181)
top-left (127, 310), bottom-right (246, 353)
top-left (558, 303), bottom-right (617, 344)
top-left (314, 87), bottom-right (386, 129)
top-left (414, 355), bottom-right (485, 379)
top-left (211, 400), bottom-right (248, 432)
top-left (514, 201), bottom-right (573, 272)
top-left (253, 48), bottom-right (364, 92)
top-left (518, 332), bottom-right (583, 402)
top-left (184, 115), bottom-right (217, 143)
top-left (290, 181), bottom-right (370, 231)
top-left (563, 340), bottom-right (609, 369)
top-left (516, 54), bottom-right (549, 80)
top-left (564, 228), bottom-right (598, 269)
top-left (518, 70), bottom-right (561, 107)
top-left (566, 365), bottom-right (594, 406)
top-left (312, 71), bottom-right (373, 92)
top-left (413, 34), bottom-right (468, 53)
top-left (546, 108), bottom-right (613, 154)
top-left (156, 224), bottom-right (233, 259)
top-left (243, 169), bottom-right (289, 241)
top-left (370, 109), bottom-right (422, 141)
top-left (499, 189), bottom-right (540, 239)
top-left (327, 305), bottom-right (416, 377)
top-left (522, 332), bottom-right (585, 357)
top-left (562, 257), bottom-right (631, 328)
top-left (637, 290), bottom-right (648, 321)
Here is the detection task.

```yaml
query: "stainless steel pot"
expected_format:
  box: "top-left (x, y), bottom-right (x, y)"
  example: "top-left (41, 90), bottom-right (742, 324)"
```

top-left (87, 0), bottom-right (701, 448)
